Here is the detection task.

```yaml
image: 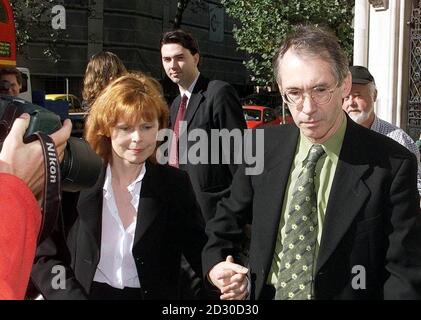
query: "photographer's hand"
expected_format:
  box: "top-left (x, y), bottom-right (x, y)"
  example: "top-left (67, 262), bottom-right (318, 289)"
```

top-left (0, 113), bottom-right (72, 200)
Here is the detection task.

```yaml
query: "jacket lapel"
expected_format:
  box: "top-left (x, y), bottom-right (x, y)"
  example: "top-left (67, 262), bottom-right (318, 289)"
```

top-left (257, 126), bottom-right (300, 280)
top-left (316, 119), bottom-right (370, 274)
top-left (133, 162), bottom-right (165, 246)
top-left (170, 96), bottom-right (180, 127)
top-left (184, 75), bottom-right (207, 128)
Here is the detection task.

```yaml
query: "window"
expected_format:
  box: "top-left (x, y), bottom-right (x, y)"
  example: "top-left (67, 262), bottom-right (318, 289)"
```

top-left (263, 109), bottom-right (276, 123)
top-left (0, 2), bottom-right (7, 23)
top-left (72, 96), bottom-right (81, 109)
top-left (243, 109), bottom-right (261, 121)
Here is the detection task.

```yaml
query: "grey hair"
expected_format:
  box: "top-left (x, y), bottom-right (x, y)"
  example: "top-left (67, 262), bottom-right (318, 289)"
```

top-left (367, 82), bottom-right (377, 98)
top-left (273, 25), bottom-right (349, 88)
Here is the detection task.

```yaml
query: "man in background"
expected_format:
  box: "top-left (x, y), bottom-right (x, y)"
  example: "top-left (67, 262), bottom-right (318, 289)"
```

top-left (342, 65), bottom-right (421, 198)
top-left (160, 29), bottom-right (247, 299)
top-left (0, 68), bottom-right (22, 97)
top-left (160, 29), bottom-right (247, 222)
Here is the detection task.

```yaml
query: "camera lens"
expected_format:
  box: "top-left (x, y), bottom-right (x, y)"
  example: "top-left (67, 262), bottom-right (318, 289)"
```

top-left (61, 137), bottom-right (103, 192)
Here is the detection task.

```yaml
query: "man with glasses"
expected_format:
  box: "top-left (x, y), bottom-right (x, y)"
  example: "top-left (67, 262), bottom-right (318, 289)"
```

top-left (202, 25), bottom-right (421, 300)
top-left (0, 68), bottom-right (22, 97)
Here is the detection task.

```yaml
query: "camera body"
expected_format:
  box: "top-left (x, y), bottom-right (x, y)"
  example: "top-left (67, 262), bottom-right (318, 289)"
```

top-left (0, 94), bottom-right (102, 192)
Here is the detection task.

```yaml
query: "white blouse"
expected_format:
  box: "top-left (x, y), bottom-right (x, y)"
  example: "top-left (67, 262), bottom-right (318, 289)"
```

top-left (93, 164), bottom-right (146, 289)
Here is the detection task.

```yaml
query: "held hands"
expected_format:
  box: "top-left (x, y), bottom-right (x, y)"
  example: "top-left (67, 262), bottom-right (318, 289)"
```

top-left (208, 255), bottom-right (249, 300)
top-left (0, 113), bottom-right (72, 200)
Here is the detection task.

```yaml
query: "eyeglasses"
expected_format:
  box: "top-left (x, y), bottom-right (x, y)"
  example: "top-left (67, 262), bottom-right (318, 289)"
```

top-left (282, 83), bottom-right (338, 107)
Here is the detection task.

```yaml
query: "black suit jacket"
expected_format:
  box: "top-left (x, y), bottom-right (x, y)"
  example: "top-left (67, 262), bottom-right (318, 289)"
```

top-left (30, 161), bottom-right (207, 300)
top-left (203, 117), bottom-right (421, 299)
top-left (170, 75), bottom-right (247, 222)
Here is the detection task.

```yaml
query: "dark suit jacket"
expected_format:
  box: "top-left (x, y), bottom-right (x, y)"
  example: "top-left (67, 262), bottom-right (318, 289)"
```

top-left (170, 74), bottom-right (247, 222)
top-left (30, 161), bottom-right (207, 300)
top-left (203, 117), bottom-right (421, 299)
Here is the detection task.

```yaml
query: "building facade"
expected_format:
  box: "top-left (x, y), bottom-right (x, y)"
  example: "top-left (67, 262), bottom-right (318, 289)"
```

top-left (17, 0), bottom-right (250, 102)
top-left (353, 0), bottom-right (421, 140)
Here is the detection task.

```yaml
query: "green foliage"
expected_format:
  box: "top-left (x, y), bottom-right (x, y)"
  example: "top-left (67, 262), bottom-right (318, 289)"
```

top-left (221, 0), bottom-right (354, 86)
top-left (10, 0), bottom-right (66, 62)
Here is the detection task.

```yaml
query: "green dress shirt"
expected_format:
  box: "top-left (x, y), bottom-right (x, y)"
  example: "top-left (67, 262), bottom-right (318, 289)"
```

top-left (268, 117), bottom-right (347, 285)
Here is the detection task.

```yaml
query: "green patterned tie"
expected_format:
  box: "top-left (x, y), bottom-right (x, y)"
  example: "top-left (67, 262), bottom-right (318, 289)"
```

top-left (275, 144), bottom-right (325, 300)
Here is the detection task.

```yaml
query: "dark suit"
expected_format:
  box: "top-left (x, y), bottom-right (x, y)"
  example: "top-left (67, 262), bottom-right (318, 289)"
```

top-left (170, 74), bottom-right (247, 222)
top-left (170, 75), bottom-right (247, 299)
top-left (203, 116), bottom-right (421, 299)
top-left (30, 161), bottom-right (208, 300)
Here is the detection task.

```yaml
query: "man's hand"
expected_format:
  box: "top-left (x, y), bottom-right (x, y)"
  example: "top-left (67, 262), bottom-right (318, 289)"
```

top-left (208, 255), bottom-right (249, 300)
top-left (0, 113), bottom-right (72, 200)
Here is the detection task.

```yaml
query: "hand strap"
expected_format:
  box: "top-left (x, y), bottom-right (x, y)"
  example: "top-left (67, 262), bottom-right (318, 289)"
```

top-left (31, 131), bottom-right (61, 244)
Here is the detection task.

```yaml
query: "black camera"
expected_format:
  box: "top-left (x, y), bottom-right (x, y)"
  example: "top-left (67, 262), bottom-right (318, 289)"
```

top-left (0, 80), bottom-right (11, 93)
top-left (0, 94), bottom-right (102, 192)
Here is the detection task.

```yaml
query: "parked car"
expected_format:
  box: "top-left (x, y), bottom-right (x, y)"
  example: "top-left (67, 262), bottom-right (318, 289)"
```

top-left (45, 93), bottom-right (83, 113)
top-left (45, 93), bottom-right (86, 137)
top-left (240, 92), bottom-right (283, 110)
top-left (243, 105), bottom-right (293, 129)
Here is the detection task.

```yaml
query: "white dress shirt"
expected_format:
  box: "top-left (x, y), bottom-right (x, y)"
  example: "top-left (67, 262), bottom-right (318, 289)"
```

top-left (179, 72), bottom-right (200, 109)
top-left (93, 164), bottom-right (146, 289)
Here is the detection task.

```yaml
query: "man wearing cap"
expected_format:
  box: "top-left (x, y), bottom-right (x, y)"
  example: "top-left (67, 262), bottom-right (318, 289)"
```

top-left (342, 65), bottom-right (421, 198)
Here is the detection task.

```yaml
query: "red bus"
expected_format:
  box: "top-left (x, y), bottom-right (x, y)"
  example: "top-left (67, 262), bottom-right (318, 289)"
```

top-left (0, 0), bottom-right (16, 67)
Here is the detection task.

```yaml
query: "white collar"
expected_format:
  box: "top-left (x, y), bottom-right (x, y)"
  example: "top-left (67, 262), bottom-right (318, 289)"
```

top-left (103, 163), bottom-right (146, 198)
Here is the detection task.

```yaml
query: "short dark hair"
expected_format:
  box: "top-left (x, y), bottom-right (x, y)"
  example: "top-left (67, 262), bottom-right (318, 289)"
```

top-left (273, 25), bottom-right (349, 87)
top-left (0, 67), bottom-right (22, 86)
top-left (160, 29), bottom-right (200, 56)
